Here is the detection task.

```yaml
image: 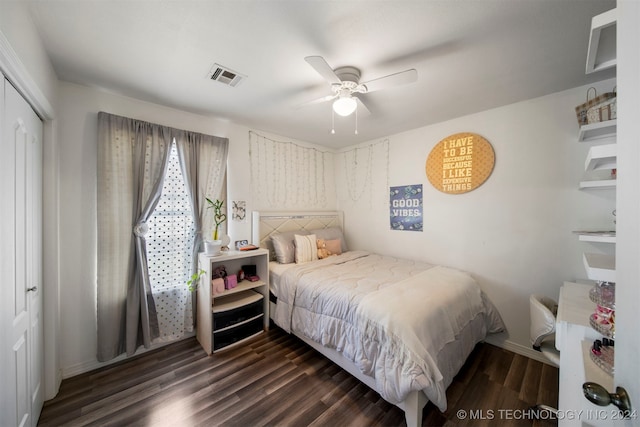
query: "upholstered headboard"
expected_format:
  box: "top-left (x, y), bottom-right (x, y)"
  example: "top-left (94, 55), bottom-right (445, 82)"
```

top-left (252, 211), bottom-right (344, 254)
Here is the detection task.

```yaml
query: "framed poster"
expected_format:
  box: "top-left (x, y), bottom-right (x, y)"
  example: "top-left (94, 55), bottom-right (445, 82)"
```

top-left (390, 185), bottom-right (422, 231)
top-left (425, 132), bottom-right (495, 194)
top-left (231, 200), bottom-right (247, 222)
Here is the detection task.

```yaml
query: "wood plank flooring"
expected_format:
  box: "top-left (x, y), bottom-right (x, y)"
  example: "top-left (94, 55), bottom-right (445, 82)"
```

top-left (39, 328), bottom-right (558, 427)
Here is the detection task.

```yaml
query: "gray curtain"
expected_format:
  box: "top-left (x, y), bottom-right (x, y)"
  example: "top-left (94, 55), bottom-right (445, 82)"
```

top-left (96, 112), bottom-right (174, 361)
top-left (175, 130), bottom-right (229, 274)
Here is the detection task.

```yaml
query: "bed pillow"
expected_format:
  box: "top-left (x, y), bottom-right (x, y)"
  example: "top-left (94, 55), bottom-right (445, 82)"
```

top-left (310, 227), bottom-right (348, 253)
top-left (294, 234), bottom-right (318, 264)
top-left (324, 239), bottom-right (342, 255)
top-left (271, 230), bottom-right (309, 264)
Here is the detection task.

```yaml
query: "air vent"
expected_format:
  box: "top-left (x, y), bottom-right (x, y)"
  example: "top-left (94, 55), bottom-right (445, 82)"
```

top-left (207, 63), bottom-right (246, 87)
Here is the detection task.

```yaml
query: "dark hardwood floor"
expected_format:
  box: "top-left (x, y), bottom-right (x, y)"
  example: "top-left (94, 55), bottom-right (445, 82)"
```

top-left (39, 328), bottom-right (558, 427)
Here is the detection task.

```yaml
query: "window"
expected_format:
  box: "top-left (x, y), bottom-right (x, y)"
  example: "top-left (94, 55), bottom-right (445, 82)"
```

top-left (145, 140), bottom-right (194, 342)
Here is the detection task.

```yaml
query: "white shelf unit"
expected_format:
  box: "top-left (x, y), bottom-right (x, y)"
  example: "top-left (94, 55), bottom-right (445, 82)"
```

top-left (578, 120), bottom-right (617, 142)
top-left (578, 179), bottom-right (616, 190)
top-left (585, 8), bottom-right (617, 74)
top-left (584, 143), bottom-right (616, 171)
top-left (558, 10), bottom-right (618, 425)
top-left (583, 253), bottom-right (616, 282)
top-left (196, 249), bottom-right (270, 354)
top-left (576, 232), bottom-right (616, 244)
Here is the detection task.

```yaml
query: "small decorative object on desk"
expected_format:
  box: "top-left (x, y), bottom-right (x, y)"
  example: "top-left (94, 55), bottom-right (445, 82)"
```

top-left (589, 305), bottom-right (615, 339)
top-left (224, 275), bottom-right (238, 290)
top-left (212, 265), bottom-right (227, 280)
top-left (211, 278), bottom-right (225, 295)
top-left (590, 338), bottom-right (615, 376)
top-left (589, 281), bottom-right (615, 308)
top-left (241, 265), bottom-right (256, 277)
top-left (235, 240), bottom-right (249, 250)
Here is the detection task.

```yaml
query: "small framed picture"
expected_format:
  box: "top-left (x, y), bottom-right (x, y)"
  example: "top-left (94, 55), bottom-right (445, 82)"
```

top-left (232, 200), bottom-right (247, 222)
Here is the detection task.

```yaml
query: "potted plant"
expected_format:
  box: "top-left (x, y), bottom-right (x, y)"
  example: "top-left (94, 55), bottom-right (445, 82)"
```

top-left (204, 197), bottom-right (226, 255)
top-left (187, 269), bottom-right (206, 292)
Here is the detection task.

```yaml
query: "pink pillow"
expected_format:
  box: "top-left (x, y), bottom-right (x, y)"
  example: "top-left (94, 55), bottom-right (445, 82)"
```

top-left (325, 239), bottom-right (342, 255)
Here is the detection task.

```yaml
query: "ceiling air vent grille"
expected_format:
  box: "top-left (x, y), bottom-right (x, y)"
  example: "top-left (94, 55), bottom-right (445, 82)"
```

top-left (207, 63), bottom-right (246, 87)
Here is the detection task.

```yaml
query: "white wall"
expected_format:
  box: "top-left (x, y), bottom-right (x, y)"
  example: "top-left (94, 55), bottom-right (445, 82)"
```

top-left (338, 78), bottom-right (617, 356)
top-left (227, 128), bottom-right (337, 244)
top-left (55, 81), bottom-right (336, 376)
top-left (0, 1), bottom-right (57, 114)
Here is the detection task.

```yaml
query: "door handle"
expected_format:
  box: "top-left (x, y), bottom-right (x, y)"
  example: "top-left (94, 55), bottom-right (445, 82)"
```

top-left (27, 286), bottom-right (38, 292)
top-left (583, 382), bottom-right (633, 417)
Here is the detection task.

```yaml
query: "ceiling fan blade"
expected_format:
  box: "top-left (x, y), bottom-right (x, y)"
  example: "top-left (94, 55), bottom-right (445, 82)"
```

top-left (305, 56), bottom-right (342, 85)
top-left (355, 97), bottom-right (371, 116)
top-left (296, 93), bottom-right (337, 109)
top-left (361, 69), bottom-right (417, 93)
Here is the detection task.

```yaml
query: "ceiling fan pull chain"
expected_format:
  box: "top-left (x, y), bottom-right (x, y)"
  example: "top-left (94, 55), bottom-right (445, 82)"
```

top-left (355, 105), bottom-right (359, 135)
top-left (331, 109), bottom-right (336, 134)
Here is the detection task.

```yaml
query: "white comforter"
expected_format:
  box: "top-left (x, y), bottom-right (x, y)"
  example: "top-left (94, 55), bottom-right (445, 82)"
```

top-left (273, 250), bottom-right (501, 411)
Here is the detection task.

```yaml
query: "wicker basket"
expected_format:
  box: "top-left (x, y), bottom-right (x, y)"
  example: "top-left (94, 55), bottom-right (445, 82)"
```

top-left (587, 87), bottom-right (617, 124)
top-left (575, 87), bottom-right (616, 126)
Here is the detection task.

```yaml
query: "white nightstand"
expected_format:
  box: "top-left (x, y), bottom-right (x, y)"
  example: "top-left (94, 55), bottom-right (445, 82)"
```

top-left (196, 248), bottom-right (270, 354)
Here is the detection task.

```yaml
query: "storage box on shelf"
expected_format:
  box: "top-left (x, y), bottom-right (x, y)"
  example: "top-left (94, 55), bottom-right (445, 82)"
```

top-left (196, 248), bottom-right (270, 354)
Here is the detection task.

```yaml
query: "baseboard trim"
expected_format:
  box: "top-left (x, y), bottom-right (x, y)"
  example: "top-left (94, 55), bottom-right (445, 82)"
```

top-left (62, 353), bottom-right (130, 379)
top-left (484, 335), bottom-right (555, 366)
top-left (61, 332), bottom-right (196, 379)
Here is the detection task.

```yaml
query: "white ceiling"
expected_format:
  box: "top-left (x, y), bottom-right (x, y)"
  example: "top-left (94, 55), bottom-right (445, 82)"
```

top-left (27, 0), bottom-right (615, 148)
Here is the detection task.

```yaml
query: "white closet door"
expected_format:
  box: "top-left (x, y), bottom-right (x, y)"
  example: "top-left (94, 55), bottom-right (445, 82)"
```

top-left (0, 78), bottom-right (44, 427)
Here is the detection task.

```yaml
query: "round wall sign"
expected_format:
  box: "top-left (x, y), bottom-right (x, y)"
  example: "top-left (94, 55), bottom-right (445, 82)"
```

top-left (425, 132), bottom-right (495, 194)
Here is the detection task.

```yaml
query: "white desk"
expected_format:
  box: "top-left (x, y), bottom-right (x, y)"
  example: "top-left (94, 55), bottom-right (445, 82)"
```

top-left (556, 281), bottom-right (615, 427)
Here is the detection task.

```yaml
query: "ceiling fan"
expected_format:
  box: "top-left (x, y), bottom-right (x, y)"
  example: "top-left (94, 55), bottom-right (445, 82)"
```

top-left (302, 56), bottom-right (418, 117)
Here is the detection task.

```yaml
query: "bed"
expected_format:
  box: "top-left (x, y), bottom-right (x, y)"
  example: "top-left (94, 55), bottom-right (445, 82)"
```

top-left (252, 211), bottom-right (504, 427)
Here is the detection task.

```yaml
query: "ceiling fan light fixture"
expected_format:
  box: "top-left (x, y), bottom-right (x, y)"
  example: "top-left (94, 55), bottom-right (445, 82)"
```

top-left (333, 96), bottom-right (357, 116)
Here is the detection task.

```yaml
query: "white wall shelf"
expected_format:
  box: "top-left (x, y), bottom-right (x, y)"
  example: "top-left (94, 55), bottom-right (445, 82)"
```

top-left (585, 143), bottom-right (616, 171)
top-left (585, 8), bottom-right (617, 74)
top-left (579, 179), bottom-right (616, 190)
top-left (578, 120), bottom-right (617, 141)
top-left (575, 232), bottom-right (616, 244)
top-left (583, 253), bottom-right (616, 282)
